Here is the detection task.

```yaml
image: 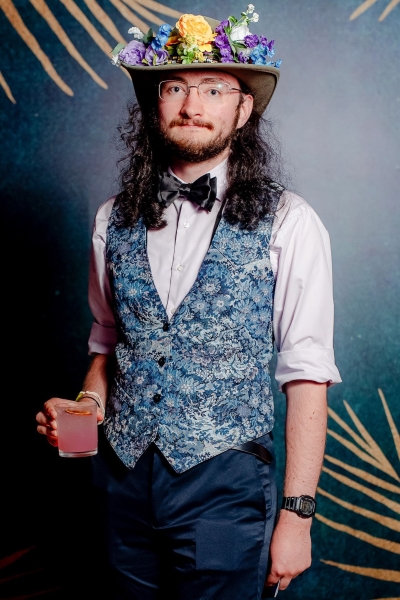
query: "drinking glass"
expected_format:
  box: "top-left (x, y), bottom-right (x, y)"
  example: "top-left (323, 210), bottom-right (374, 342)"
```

top-left (55, 399), bottom-right (98, 457)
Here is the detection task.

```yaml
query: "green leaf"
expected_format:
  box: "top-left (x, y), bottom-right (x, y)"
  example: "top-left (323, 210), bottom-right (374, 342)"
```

top-left (234, 42), bottom-right (247, 49)
top-left (227, 34), bottom-right (237, 56)
top-left (142, 27), bottom-right (154, 45)
top-left (182, 52), bottom-right (195, 64)
top-left (111, 43), bottom-right (125, 56)
top-left (228, 15), bottom-right (238, 24)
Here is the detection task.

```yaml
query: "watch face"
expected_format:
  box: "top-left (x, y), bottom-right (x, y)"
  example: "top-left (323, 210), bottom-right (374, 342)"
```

top-left (299, 496), bottom-right (315, 516)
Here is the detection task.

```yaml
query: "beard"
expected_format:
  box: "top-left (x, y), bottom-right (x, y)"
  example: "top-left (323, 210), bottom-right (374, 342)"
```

top-left (158, 113), bottom-right (240, 163)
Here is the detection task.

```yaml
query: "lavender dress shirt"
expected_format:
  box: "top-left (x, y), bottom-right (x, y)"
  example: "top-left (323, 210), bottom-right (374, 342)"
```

top-left (88, 159), bottom-right (341, 391)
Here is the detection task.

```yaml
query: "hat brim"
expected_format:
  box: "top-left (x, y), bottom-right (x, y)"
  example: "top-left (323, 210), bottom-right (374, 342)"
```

top-left (122, 61), bottom-right (279, 116)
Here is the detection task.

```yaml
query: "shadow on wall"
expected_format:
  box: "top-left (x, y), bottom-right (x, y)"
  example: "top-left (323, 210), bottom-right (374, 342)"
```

top-left (1, 184), bottom-right (98, 598)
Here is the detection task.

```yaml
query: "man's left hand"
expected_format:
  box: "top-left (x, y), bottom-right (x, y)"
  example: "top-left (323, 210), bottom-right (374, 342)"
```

top-left (265, 509), bottom-right (312, 592)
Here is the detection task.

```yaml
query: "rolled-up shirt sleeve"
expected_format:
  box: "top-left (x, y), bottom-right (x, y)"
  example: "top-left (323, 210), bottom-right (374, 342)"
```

top-left (88, 197), bottom-right (117, 355)
top-left (271, 192), bottom-right (342, 391)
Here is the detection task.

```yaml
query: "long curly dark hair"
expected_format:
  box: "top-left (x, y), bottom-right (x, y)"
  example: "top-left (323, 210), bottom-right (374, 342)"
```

top-left (116, 88), bottom-right (287, 231)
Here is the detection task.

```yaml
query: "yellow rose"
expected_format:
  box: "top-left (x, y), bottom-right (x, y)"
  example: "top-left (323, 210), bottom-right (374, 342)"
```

top-left (177, 14), bottom-right (214, 51)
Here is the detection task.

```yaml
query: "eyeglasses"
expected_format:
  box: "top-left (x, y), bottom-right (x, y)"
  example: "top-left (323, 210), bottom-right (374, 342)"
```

top-left (158, 80), bottom-right (242, 104)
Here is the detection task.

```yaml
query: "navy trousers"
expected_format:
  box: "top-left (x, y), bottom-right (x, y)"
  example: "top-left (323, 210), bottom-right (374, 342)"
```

top-left (92, 432), bottom-right (277, 600)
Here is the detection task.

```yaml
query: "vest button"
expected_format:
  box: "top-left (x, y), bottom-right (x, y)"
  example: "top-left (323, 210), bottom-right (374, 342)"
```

top-left (153, 393), bottom-right (161, 403)
top-left (163, 322), bottom-right (169, 331)
top-left (158, 356), bottom-right (166, 367)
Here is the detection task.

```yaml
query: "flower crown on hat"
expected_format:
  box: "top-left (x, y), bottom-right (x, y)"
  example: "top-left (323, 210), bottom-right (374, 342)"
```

top-left (112, 5), bottom-right (281, 69)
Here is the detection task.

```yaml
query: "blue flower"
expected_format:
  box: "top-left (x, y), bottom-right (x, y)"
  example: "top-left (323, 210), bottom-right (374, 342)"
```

top-left (249, 43), bottom-right (275, 65)
top-left (151, 23), bottom-right (172, 50)
top-left (249, 46), bottom-right (265, 64)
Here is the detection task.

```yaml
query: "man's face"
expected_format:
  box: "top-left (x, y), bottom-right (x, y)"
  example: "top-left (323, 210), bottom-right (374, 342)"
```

top-left (157, 69), bottom-right (253, 163)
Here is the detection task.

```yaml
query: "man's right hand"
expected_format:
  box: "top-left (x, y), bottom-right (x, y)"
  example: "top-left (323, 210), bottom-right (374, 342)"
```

top-left (36, 398), bottom-right (68, 447)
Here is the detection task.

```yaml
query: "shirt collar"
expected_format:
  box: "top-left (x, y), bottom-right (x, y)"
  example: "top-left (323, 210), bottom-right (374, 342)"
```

top-left (168, 157), bottom-right (228, 203)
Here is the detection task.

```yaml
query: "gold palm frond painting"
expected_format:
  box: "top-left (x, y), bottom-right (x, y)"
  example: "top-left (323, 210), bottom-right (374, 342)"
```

top-left (317, 388), bottom-right (400, 599)
top-left (1, 1), bottom-right (399, 104)
top-left (0, 0), bottom-right (181, 102)
top-left (350, 0), bottom-right (400, 21)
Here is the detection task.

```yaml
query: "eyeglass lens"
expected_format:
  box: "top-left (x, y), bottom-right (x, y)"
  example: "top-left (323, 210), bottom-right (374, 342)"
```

top-left (159, 81), bottom-right (237, 103)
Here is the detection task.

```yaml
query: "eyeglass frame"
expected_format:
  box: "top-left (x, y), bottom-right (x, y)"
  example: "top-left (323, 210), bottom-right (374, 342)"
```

top-left (158, 79), bottom-right (244, 104)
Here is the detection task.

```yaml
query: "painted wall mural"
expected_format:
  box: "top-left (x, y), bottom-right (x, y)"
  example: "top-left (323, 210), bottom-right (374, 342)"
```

top-left (318, 391), bottom-right (400, 592)
top-left (0, 0), bottom-right (398, 103)
top-left (0, 1), bottom-right (399, 598)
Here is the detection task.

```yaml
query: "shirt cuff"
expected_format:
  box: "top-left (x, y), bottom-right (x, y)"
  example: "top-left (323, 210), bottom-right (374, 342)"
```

top-left (88, 322), bottom-right (117, 356)
top-left (275, 348), bottom-right (342, 391)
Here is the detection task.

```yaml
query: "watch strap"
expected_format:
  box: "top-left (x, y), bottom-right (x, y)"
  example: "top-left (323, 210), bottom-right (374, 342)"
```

top-left (281, 495), bottom-right (316, 517)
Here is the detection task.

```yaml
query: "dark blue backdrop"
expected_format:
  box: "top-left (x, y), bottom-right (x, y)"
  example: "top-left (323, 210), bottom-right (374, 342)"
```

top-left (1, 1), bottom-right (399, 598)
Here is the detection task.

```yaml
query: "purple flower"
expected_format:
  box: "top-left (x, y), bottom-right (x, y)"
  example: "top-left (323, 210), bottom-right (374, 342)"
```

top-left (151, 23), bottom-right (172, 50)
top-left (215, 19), bottom-right (229, 34)
top-left (119, 40), bottom-right (146, 65)
top-left (238, 51), bottom-right (249, 63)
top-left (214, 32), bottom-right (230, 49)
top-left (144, 46), bottom-right (168, 66)
top-left (258, 38), bottom-right (274, 56)
top-left (267, 40), bottom-right (275, 56)
top-left (244, 34), bottom-right (259, 48)
top-left (220, 45), bottom-right (233, 62)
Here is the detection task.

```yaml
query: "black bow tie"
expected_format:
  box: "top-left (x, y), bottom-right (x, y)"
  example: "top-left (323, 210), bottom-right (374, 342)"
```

top-left (157, 172), bottom-right (218, 212)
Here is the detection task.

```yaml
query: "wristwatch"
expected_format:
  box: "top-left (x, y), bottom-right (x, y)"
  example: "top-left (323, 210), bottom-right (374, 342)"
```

top-left (281, 495), bottom-right (317, 518)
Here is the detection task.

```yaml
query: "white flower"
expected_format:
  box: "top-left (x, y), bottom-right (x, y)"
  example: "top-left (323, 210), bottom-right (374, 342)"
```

top-left (247, 4), bottom-right (255, 13)
top-left (111, 54), bottom-right (121, 66)
top-left (230, 23), bottom-right (251, 42)
top-left (251, 12), bottom-right (259, 22)
top-left (128, 26), bottom-right (144, 39)
top-left (239, 47), bottom-right (251, 57)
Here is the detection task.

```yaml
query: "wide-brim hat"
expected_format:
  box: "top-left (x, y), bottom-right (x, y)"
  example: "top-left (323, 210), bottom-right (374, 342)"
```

top-left (118, 17), bottom-right (280, 116)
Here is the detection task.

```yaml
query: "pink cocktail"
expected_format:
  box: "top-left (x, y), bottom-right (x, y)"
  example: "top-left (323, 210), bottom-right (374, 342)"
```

top-left (55, 400), bottom-right (98, 457)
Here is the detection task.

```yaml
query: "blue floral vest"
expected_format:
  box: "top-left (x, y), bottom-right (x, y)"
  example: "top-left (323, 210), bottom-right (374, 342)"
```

top-left (104, 185), bottom-right (283, 473)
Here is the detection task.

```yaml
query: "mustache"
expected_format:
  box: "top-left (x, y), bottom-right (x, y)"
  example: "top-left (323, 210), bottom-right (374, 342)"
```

top-left (168, 118), bottom-right (214, 131)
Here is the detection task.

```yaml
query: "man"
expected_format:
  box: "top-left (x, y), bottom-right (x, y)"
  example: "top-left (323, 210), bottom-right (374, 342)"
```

top-left (37, 10), bottom-right (341, 599)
